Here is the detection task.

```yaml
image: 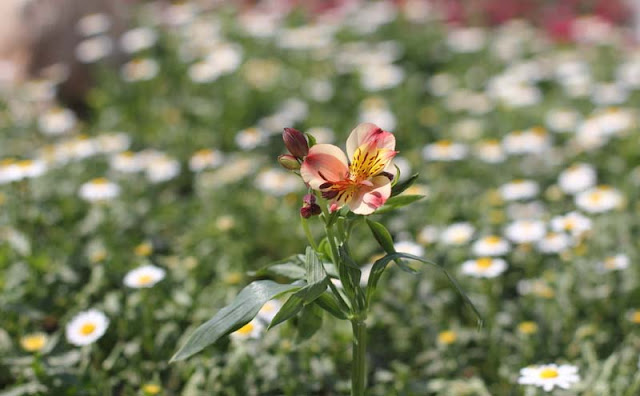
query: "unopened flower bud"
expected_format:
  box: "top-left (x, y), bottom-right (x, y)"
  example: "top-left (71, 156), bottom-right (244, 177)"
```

top-left (300, 203), bottom-right (321, 218)
top-left (283, 128), bottom-right (309, 159)
top-left (303, 194), bottom-right (316, 205)
top-left (278, 154), bottom-right (300, 170)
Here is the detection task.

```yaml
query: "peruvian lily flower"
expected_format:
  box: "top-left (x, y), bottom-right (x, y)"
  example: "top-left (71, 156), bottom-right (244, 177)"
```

top-left (300, 123), bottom-right (397, 215)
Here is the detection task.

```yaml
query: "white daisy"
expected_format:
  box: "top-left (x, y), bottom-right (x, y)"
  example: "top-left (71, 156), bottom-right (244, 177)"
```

top-left (189, 149), bottom-right (224, 172)
top-left (474, 140), bottom-right (507, 163)
top-left (440, 223), bottom-right (475, 246)
top-left (38, 107), bottom-right (77, 136)
top-left (254, 168), bottom-right (300, 196)
top-left (461, 257), bottom-right (507, 278)
top-left (360, 64), bottom-right (404, 92)
top-left (76, 36), bottom-right (113, 64)
top-left (145, 155), bottom-right (181, 183)
top-left (65, 309), bottom-right (109, 346)
top-left (550, 211), bottom-right (592, 238)
top-left (499, 180), bottom-right (539, 201)
top-left (504, 220), bottom-right (546, 244)
top-left (537, 233), bottom-right (572, 254)
top-left (230, 318), bottom-right (264, 341)
top-left (518, 364), bottom-right (580, 392)
top-left (256, 300), bottom-right (283, 324)
top-left (394, 240), bottom-right (425, 257)
top-left (472, 235), bottom-right (511, 256)
top-left (575, 186), bottom-right (623, 213)
top-left (124, 265), bottom-right (166, 288)
top-left (545, 108), bottom-right (581, 133)
top-left (422, 140), bottom-right (468, 161)
top-left (95, 133), bottom-right (131, 154)
top-left (110, 151), bottom-right (144, 173)
top-left (235, 127), bottom-right (267, 151)
top-left (79, 178), bottom-right (120, 202)
top-left (446, 27), bottom-right (486, 53)
top-left (120, 27), bottom-right (158, 54)
top-left (598, 254), bottom-right (630, 272)
top-left (558, 163), bottom-right (596, 195)
top-left (76, 13), bottom-right (111, 37)
top-left (121, 58), bottom-right (159, 82)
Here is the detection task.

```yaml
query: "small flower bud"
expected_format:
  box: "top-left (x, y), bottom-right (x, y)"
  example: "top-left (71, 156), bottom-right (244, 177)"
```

top-left (283, 128), bottom-right (309, 159)
top-left (278, 154), bottom-right (300, 170)
top-left (303, 194), bottom-right (316, 205)
top-left (300, 203), bottom-right (321, 218)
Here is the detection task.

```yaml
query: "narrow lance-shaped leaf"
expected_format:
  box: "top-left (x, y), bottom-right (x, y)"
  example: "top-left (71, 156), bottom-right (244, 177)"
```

top-left (366, 219), bottom-right (415, 273)
top-left (305, 247), bottom-right (324, 284)
top-left (171, 280), bottom-right (301, 362)
top-left (390, 173), bottom-right (419, 197)
top-left (268, 278), bottom-right (329, 329)
top-left (366, 252), bottom-right (483, 327)
top-left (375, 195), bottom-right (425, 214)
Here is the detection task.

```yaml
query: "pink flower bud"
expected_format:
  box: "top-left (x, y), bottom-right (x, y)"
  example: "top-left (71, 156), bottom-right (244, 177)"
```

top-left (303, 194), bottom-right (316, 205)
top-left (278, 154), bottom-right (300, 170)
top-left (283, 128), bottom-right (309, 159)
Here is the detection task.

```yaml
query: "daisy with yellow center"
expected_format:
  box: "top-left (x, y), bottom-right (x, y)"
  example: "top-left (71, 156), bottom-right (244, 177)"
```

top-left (517, 321), bottom-right (538, 335)
top-left (134, 242), bottom-right (153, 257)
top-left (142, 384), bottom-right (162, 395)
top-left (471, 235), bottom-right (510, 256)
top-left (123, 264), bottom-right (166, 288)
top-left (65, 309), bottom-right (109, 346)
top-left (627, 310), bottom-right (640, 324)
top-left (437, 330), bottom-right (457, 345)
top-left (20, 333), bottom-right (48, 352)
top-left (518, 364), bottom-right (580, 391)
top-left (300, 123), bottom-right (397, 215)
top-left (575, 185), bottom-right (623, 213)
top-left (79, 178), bottom-right (120, 202)
top-left (230, 318), bottom-right (264, 341)
top-left (461, 257), bottom-right (507, 278)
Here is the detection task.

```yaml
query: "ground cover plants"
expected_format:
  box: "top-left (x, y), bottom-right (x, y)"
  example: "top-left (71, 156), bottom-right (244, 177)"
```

top-left (1, 1), bottom-right (640, 395)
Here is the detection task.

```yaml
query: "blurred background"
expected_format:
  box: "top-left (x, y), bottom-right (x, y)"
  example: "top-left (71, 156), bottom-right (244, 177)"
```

top-left (2, 1), bottom-right (640, 395)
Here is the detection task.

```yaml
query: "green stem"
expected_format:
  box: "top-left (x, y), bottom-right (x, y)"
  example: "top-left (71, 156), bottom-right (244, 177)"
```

top-left (301, 217), bottom-right (319, 251)
top-left (351, 319), bottom-right (367, 396)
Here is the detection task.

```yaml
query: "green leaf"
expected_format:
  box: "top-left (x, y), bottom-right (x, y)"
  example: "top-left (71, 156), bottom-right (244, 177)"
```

top-left (391, 173), bottom-right (419, 197)
top-left (249, 255), bottom-right (306, 280)
top-left (171, 280), bottom-right (301, 362)
top-left (305, 247), bottom-right (325, 284)
top-left (305, 132), bottom-right (317, 147)
top-left (297, 304), bottom-right (323, 341)
top-left (366, 219), bottom-right (395, 255)
top-left (268, 278), bottom-right (329, 329)
top-left (315, 292), bottom-right (348, 319)
top-left (366, 252), bottom-right (483, 327)
top-left (375, 195), bottom-right (425, 214)
top-left (337, 245), bottom-right (365, 310)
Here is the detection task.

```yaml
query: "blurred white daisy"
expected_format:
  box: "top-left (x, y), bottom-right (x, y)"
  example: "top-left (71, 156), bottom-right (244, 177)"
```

top-left (499, 180), bottom-right (539, 201)
top-left (360, 64), bottom-right (404, 91)
top-left (575, 186), bottom-right (622, 213)
top-left (120, 27), bottom-right (158, 54)
top-left (550, 212), bottom-right (592, 238)
top-left (96, 133), bottom-right (131, 154)
top-left (461, 257), bottom-right (507, 278)
top-left (518, 364), bottom-right (580, 392)
top-left (558, 164), bottom-right (596, 195)
top-left (15, 159), bottom-right (47, 180)
top-left (235, 127), bottom-right (267, 151)
top-left (474, 140), bottom-right (506, 163)
top-left (545, 108), bottom-right (581, 133)
top-left (230, 318), bottom-right (264, 341)
top-left (255, 168), bottom-right (300, 196)
top-left (446, 27), bottom-right (486, 53)
top-left (504, 220), bottom-right (546, 244)
top-left (76, 36), bottom-right (113, 64)
top-left (472, 235), bottom-right (511, 256)
top-left (417, 225), bottom-right (439, 245)
top-left (0, 159), bottom-right (22, 184)
top-left (358, 97), bottom-right (396, 131)
top-left (76, 13), bottom-right (111, 37)
top-left (394, 240), bottom-right (425, 257)
top-left (110, 151), bottom-right (144, 173)
top-left (38, 107), bottom-right (77, 136)
top-left (65, 309), bottom-right (109, 346)
top-left (502, 127), bottom-right (550, 155)
top-left (423, 140), bottom-right (468, 161)
top-left (121, 58), bottom-right (159, 82)
top-left (440, 223), bottom-right (475, 246)
top-left (257, 300), bottom-right (283, 324)
top-left (537, 233), bottom-right (572, 254)
top-left (189, 149), bottom-right (224, 172)
top-left (598, 254), bottom-right (630, 272)
top-left (145, 156), bottom-right (181, 183)
top-left (79, 178), bottom-right (120, 202)
top-left (124, 265), bottom-right (166, 288)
